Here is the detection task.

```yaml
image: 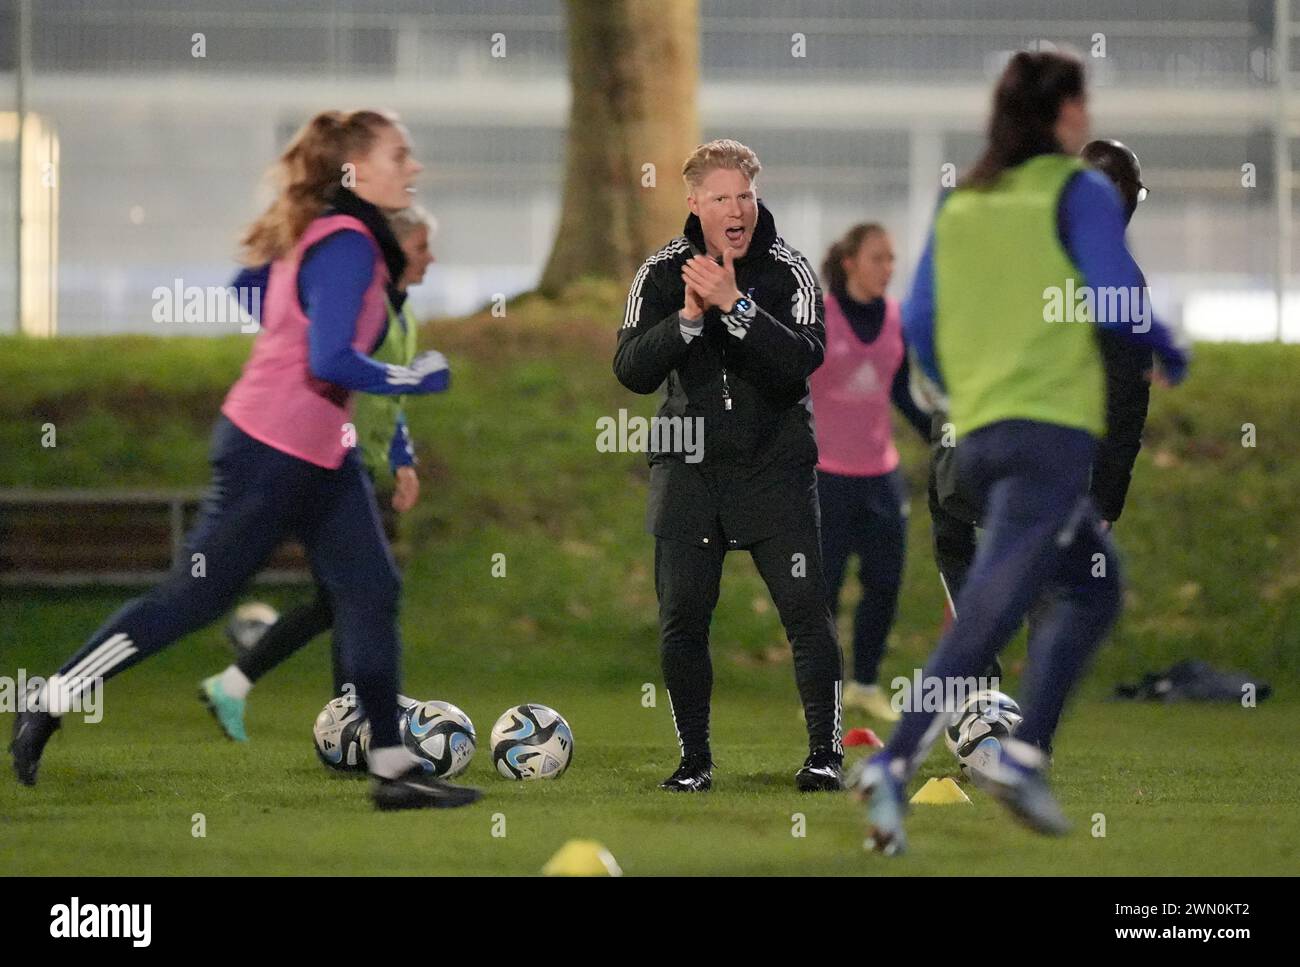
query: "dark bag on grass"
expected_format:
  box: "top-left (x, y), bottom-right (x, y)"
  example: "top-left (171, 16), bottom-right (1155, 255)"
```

top-left (1113, 659), bottom-right (1271, 703)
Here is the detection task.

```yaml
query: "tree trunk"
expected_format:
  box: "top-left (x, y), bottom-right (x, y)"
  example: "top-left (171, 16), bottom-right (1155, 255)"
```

top-left (538, 0), bottom-right (700, 296)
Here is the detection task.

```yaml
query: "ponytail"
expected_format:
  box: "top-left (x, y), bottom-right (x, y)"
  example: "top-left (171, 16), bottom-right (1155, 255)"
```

top-left (961, 50), bottom-right (1085, 190)
top-left (240, 109), bottom-right (396, 265)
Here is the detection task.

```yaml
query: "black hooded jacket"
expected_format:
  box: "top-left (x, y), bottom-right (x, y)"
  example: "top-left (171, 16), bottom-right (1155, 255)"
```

top-left (613, 201), bottom-right (826, 546)
top-left (1091, 329), bottom-right (1153, 521)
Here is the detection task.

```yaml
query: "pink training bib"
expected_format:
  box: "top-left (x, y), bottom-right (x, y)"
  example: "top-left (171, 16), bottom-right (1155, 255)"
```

top-left (222, 214), bottom-right (390, 469)
top-left (810, 293), bottom-right (905, 477)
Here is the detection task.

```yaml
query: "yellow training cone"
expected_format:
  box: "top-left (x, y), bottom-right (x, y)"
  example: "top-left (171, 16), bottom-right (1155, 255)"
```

top-left (542, 839), bottom-right (623, 877)
top-left (909, 777), bottom-right (971, 805)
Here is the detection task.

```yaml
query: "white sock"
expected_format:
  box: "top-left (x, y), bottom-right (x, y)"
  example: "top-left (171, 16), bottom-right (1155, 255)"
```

top-left (369, 745), bottom-right (421, 779)
top-left (219, 665), bottom-right (252, 701)
top-left (1004, 737), bottom-right (1047, 770)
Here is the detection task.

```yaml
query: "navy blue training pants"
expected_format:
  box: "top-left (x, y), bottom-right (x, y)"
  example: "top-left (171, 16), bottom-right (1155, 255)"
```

top-left (51, 416), bottom-right (405, 747)
top-left (818, 467), bottom-right (908, 687)
top-left (884, 419), bottom-right (1122, 767)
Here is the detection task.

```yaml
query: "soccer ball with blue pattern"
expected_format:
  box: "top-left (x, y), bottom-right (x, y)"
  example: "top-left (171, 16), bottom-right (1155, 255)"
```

top-left (490, 704), bottom-right (573, 780)
top-left (313, 693), bottom-right (369, 772)
top-left (312, 692), bottom-right (418, 773)
top-left (400, 700), bottom-right (476, 778)
top-left (944, 689), bottom-right (1023, 777)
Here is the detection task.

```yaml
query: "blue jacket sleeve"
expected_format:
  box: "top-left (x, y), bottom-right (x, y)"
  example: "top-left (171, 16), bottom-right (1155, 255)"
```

top-left (301, 231), bottom-right (450, 396)
top-left (388, 409), bottom-right (416, 475)
top-left (229, 264), bottom-right (270, 322)
top-left (890, 350), bottom-right (933, 439)
top-left (1060, 171), bottom-right (1188, 383)
top-left (901, 228), bottom-right (942, 388)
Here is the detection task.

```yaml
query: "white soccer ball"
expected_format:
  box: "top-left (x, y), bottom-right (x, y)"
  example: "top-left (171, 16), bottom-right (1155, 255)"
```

top-left (313, 693), bottom-right (369, 772)
top-left (945, 689), bottom-right (1023, 777)
top-left (490, 704), bottom-right (573, 780)
top-left (400, 700), bottom-right (476, 778)
top-left (225, 601), bottom-right (279, 654)
top-left (312, 692), bottom-right (418, 773)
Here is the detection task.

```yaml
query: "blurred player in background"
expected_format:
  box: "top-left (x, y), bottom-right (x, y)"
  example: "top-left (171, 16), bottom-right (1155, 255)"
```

top-left (200, 205), bottom-right (438, 742)
top-left (615, 139), bottom-right (844, 793)
top-left (925, 137), bottom-right (1156, 751)
top-left (1078, 138), bottom-right (1155, 527)
top-left (848, 50), bottom-right (1189, 853)
top-left (11, 110), bottom-right (479, 811)
top-left (810, 224), bottom-right (930, 724)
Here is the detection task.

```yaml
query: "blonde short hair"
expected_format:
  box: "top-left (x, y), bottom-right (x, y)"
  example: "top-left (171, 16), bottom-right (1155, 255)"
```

top-left (386, 204), bottom-right (437, 243)
top-left (681, 139), bottom-right (762, 190)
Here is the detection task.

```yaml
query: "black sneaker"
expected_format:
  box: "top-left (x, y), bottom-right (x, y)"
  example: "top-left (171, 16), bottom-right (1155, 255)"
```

top-left (11, 708), bottom-right (60, 787)
top-left (371, 767), bottom-right (483, 811)
top-left (659, 752), bottom-right (713, 792)
top-left (795, 746), bottom-right (843, 792)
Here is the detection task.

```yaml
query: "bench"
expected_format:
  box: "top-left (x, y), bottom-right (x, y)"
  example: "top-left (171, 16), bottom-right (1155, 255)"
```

top-left (0, 488), bottom-right (402, 588)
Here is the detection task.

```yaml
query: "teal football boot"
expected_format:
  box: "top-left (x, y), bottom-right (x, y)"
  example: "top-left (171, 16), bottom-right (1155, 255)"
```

top-left (199, 675), bottom-right (248, 742)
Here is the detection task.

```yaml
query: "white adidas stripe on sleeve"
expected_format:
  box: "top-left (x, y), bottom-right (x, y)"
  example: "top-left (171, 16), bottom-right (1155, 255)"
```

top-left (621, 238), bottom-right (690, 330)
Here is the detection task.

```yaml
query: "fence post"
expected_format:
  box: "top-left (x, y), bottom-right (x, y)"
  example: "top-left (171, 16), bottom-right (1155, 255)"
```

top-left (170, 496), bottom-right (185, 569)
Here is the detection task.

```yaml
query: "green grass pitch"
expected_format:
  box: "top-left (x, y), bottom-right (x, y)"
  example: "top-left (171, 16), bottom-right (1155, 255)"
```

top-left (1, 283), bottom-right (1298, 875)
top-left (2, 590), bottom-right (1296, 876)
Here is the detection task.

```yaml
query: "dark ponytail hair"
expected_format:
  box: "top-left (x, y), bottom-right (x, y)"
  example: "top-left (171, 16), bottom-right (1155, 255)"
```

top-left (961, 50), bottom-right (1086, 190)
top-left (822, 222), bottom-right (886, 295)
